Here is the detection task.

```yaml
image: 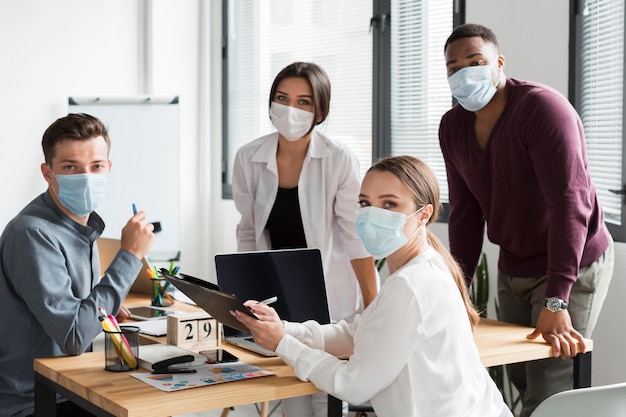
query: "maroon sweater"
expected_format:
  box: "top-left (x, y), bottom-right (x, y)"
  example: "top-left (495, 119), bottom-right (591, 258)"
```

top-left (439, 78), bottom-right (610, 301)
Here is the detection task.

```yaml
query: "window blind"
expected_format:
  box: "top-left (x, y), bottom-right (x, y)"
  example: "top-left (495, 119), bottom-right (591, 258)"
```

top-left (224, 0), bottom-right (373, 187)
top-left (390, 0), bottom-right (453, 202)
top-left (576, 0), bottom-right (624, 225)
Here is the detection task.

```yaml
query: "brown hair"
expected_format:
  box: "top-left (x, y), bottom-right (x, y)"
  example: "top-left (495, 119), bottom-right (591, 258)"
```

top-left (42, 113), bottom-right (110, 166)
top-left (268, 62), bottom-right (331, 128)
top-left (368, 155), bottom-right (480, 327)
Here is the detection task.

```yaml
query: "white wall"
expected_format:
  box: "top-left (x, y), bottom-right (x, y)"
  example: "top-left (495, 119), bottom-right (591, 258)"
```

top-left (0, 0), bottom-right (623, 386)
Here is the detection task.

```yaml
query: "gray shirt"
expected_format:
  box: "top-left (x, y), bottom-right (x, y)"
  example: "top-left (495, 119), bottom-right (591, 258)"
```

top-left (0, 192), bottom-right (141, 417)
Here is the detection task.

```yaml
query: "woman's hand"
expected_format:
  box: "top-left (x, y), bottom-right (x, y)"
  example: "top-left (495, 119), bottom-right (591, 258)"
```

top-left (231, 302), bottom-right (286, 352)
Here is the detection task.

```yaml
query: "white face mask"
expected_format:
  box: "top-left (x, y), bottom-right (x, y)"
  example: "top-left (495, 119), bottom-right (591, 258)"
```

top-left (269, 102), bottom-right (314, 141)
top-left (53, 172), bottom-right (109, 217)
top-left (447, 65), bottom-right (498, 112)
top-left (356, 206), bottom-right (424, 259)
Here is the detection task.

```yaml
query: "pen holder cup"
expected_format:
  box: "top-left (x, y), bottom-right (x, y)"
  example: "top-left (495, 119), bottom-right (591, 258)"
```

top-left (104, 325), bottom-right (140, 372)
top-left (151, 278), bottom-right (175, 307)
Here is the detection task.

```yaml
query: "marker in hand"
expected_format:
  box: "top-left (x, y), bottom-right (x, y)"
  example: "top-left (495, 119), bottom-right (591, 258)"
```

top-left (132, 203), bottom-right (137, 215)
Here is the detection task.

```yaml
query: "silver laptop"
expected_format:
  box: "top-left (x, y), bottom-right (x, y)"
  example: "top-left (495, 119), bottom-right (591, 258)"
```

top-left (215, 248), bottom-right (330, 357)
top-left (97, 237), bottom-right (154, 296)
top-left (221, 328), bottom-right (278, 357)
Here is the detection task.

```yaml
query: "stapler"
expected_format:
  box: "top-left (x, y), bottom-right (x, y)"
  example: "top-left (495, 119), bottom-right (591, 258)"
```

top-left (151, 355), bottom-right (197, 374)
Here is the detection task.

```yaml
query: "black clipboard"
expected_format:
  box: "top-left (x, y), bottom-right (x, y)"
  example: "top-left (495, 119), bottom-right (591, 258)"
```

top-left (160, 269), bottom-right (258, 333)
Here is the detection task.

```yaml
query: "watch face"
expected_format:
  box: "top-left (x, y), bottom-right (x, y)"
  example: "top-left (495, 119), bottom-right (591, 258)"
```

top-left (546, 298), bottom-right (564, 312)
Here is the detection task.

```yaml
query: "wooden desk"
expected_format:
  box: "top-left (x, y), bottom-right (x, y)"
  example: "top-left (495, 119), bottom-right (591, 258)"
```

top-left (34, 345), bottom-right (320, 417)
top-left (34, 298), bottom-right (592, 417)
top-left (475, 318), bottom-right (593, 391)
top-left (476, 318), bottom-right (592, 368)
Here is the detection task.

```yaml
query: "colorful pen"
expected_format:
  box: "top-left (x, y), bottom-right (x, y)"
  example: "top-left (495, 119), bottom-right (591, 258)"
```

top-left (132, 203), bottom-right (137, 215)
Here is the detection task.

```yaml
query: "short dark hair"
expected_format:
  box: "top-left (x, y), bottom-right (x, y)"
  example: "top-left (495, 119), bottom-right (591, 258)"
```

top-left (268, 62), bottom-right (331, 126)
top-left (42, 113), bottom-right (110, 165)
top-left (444, 23), bottom-right (499, 52)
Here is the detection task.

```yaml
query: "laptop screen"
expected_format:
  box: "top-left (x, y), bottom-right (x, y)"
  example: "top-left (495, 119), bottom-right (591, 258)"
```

top-left (215, 249), bottom-right (330, 337)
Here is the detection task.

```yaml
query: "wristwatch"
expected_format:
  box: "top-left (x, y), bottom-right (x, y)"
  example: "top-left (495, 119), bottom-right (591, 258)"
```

top-left (544, 297), bottom-right (568, 312)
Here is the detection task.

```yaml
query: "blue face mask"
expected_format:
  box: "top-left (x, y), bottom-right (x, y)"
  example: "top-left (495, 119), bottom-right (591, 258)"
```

top-left (54, 173), bottom-right (109, 217)
top-left (447, 65), bottom-right (498, 112)
top-left (356, 206), bottom-right (423, 259)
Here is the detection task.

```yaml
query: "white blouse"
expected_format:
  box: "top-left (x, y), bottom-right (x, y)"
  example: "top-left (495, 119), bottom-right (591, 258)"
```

top-left (232, 130), bottom-right (373, 321)
top-left (276, 246), bottom-right (507, 417)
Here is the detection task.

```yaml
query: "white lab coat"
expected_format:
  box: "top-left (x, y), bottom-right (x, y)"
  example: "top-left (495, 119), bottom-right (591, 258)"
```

top-left (232, 130), bottom-right (372, 321)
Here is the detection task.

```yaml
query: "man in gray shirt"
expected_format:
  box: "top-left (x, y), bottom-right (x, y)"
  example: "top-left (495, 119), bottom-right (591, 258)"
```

top-left (0, 113), bottom-right (155, 417)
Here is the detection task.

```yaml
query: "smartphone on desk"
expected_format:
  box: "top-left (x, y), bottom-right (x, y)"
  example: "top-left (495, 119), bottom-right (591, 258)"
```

top-left (128, 306), bottom-right (176, 321)
top-left (200, 349), bottom-right (239, 364)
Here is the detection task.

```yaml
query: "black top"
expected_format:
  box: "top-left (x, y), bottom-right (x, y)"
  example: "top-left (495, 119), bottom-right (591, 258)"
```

top-left (265, 187), bottom-right (307, 250)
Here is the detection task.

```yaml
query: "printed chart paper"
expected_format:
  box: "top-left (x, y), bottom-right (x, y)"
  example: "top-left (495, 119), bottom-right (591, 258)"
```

top-left (131, 361), bottom-right (274, 392)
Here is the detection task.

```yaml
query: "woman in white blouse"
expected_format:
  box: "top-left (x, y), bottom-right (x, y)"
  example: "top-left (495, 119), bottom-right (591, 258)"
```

top-left (232, 62), bottom-right (377, 417)
top-left (233, 155), bottom-right (512, 417)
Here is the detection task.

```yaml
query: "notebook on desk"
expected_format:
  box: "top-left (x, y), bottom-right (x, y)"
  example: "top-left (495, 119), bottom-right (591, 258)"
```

top-left (97, 237), bottom-right (154, 296)
top-left (215, 248), bottom-right (331, 357)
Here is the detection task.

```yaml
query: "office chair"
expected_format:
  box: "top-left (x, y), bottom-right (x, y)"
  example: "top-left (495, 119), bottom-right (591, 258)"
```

top-left (349, 400), bottom-right (375, 417)
top-left (529, 382), bottom-right (626, 417)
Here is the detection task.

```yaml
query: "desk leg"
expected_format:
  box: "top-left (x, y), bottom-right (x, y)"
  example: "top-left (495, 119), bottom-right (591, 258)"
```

top-left (34, 372), bottom-right (115, 417)
top-left (328, 395), bottom-right (343, 417)
top-left (34, 373), bottom-right (56, 417)
top-left (573, 351), bottom-right (592, 389)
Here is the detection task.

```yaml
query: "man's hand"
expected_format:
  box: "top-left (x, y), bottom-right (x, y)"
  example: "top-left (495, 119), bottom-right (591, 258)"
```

top-left (120, 210), bottom-right (155, 260)
top-left (231, 302), bottom-right (286, 352)
top-left (527, 308), bottom-right (585, 358)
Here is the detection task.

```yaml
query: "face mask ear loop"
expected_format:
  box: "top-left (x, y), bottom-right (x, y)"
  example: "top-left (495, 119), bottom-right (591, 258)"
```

top-left (405, 205), bottom-right (426, 242)
top-left (47, 166), bottom-right (60, 198)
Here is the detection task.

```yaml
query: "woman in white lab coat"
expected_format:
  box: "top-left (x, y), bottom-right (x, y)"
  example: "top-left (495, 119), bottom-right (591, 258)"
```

top-left (232, 62), bottom-right (378, 417)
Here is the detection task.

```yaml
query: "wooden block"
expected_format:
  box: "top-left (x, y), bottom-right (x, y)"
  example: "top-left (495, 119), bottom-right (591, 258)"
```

top-left (167, 312), bottom-right (222, 351)
top-left (198, 318), bottom-right (218, 342)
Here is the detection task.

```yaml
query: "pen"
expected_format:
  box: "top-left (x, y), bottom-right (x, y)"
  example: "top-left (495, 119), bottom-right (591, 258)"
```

top-left (132, 203), bottom-right (137, 215)
top-left (259, 296), bottom-right (278, 305)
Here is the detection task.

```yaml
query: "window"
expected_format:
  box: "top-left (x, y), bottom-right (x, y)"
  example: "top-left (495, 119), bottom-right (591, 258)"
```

top-left (222, 0), bottom-right (373, 197)
top-left (222, 0), bottom-right (456, 203)
top-left (389, 0), bottom-right (453, 202)
top-left (572, 0), bottom-right (625, 240)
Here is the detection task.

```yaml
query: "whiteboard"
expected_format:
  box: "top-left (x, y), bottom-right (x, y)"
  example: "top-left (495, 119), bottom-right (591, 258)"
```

top-left (68, 96), bottom-right (180, 261)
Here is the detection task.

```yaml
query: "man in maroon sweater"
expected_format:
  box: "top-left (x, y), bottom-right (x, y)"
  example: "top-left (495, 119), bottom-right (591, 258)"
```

top-left (439, 23), bottom-right (614, 417)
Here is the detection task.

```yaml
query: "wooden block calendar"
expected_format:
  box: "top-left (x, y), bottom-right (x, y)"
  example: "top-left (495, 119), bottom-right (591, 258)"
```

top-left (167, 312), bottom-right (222, 351)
